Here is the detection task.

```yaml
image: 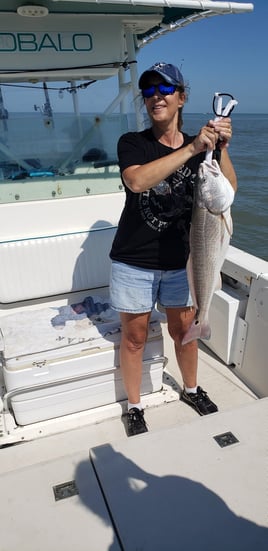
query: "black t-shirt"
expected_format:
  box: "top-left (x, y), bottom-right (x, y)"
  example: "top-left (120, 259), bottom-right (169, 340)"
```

top-left (110, 128), bottom-right (205, 270)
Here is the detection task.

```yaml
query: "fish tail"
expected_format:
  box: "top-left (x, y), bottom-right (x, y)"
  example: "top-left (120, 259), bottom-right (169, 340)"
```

top-left (182, 319), bottom-right (211, 345)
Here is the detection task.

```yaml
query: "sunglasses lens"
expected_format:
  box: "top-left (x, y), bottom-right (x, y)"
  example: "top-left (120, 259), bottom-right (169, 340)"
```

top-left (142, 86), bottom-right (155, 98)
top-left (158, 84), bottom-right (176, 95)
top-left (142, 84), bottom-right (177, 98)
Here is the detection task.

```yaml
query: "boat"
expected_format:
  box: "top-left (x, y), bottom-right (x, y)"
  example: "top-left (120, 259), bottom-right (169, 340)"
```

top-left (1, 1), bottom-right (267, 549)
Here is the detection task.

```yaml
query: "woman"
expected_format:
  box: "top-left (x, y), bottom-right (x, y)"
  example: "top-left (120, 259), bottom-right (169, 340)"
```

top-left (110, 62), bottom-right (237, 436)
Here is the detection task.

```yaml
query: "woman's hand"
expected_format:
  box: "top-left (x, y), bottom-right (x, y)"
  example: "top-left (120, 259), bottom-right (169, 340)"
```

top-left (208, 117), bottom-right (233, 149)
top-left (191, 124), bottom-right (219, 154)
top-left (191, 117), bottom-right (233, 155)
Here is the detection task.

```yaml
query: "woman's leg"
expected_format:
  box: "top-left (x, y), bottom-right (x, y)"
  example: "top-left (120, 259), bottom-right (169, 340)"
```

top-left (166, 306), bottom-right (198, 387)
top-left (166, 306), bottom-right (218, 415)
top-left (119, 311), bottom-right (151, 404)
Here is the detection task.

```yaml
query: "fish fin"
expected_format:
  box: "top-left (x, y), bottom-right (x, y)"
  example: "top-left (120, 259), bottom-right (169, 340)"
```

top-left (182, 319), bottom-right (211, 345)
top-left (221, 210), bottom-right (233, 237)
top-left (186, 253), bottom-right (198, 309)
top-left (215, 273), bottom-right (222, 292)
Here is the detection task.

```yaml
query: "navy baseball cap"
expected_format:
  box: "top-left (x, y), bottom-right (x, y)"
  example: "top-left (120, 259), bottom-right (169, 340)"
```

top-left (139, 62), bottom-right (184, 88)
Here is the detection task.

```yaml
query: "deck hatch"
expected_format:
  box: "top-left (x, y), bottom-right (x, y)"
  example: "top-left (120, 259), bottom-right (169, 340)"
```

top-left (53, 480), bottom-right (79, 501)
top-left (213, 431), bottom-right (239, 448)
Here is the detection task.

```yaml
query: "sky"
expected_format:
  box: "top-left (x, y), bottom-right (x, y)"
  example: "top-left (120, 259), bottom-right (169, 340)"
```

top-left (137, 0), bottom-right (267, 114)
top-left (1, 1), bottom-right (267, 114)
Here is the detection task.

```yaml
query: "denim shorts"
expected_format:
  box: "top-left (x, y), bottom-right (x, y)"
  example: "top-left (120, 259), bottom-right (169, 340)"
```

top-left (110, 261), bottom-right (193, 313)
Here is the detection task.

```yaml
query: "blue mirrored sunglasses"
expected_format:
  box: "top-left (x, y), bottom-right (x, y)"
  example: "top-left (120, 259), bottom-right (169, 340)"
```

top-left (141, 83), bottom-right (177, 99)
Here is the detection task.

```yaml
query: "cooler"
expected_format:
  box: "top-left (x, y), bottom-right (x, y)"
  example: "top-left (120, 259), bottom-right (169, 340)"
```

top-left (0, 295), bottom-right (165, 425)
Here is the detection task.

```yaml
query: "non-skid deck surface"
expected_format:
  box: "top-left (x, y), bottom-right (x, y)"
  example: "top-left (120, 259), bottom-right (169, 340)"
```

top-left (90, 398), bottom-right (268, 551)
top-left (0, 450), bottom-right (121, 551)
top-left (1, 401), bottom-right (267, 551)
top-left (0, 327), bottom-right (265, 551)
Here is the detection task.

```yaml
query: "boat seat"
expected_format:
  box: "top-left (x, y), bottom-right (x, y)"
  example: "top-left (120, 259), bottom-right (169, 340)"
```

top-left (0, 225), bottom-right (116, 304)
top-left (0, 226), bottom-right (165, 425)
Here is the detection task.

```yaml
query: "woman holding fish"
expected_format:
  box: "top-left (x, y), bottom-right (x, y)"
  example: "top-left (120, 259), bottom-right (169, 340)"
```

top-left (110, 62), bottom-right (237, 436)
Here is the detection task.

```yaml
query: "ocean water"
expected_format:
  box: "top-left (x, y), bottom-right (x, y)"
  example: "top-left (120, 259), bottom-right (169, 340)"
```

top-left (184, 113), bottom-right (268, 261)
top-left (1, 112), bottom-right (267, 262)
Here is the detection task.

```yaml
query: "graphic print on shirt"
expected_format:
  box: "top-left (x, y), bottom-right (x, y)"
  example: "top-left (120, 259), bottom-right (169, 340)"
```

top-left (139, 164), bottom-right (196, 232)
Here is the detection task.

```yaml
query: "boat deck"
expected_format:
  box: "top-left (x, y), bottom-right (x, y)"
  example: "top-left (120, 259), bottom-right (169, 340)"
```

top-left (1, 325), bottom-right (267, 550)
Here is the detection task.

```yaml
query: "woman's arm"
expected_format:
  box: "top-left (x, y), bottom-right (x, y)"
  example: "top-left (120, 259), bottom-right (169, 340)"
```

top-left (122, 125), bottom-right (219, 193)
top-left (122, 118), bottom-right (237, 193)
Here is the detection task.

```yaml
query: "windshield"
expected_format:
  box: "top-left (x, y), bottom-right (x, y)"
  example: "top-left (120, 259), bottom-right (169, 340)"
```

top-left (0, 81), bottom-right (135, 204)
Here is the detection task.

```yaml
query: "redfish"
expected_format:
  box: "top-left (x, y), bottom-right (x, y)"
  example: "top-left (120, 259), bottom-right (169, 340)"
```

top-left (182, 159), bottom-right (234, 345)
